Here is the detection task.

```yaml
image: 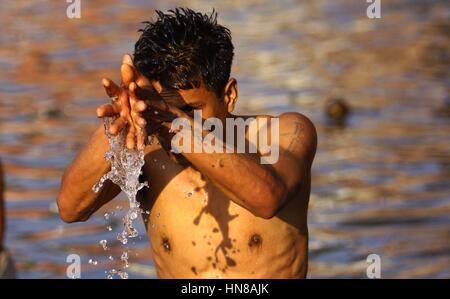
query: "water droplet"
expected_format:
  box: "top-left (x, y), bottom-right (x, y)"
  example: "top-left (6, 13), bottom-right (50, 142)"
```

top-left (127, 226), bottom-right (138, 238)
top-left (130, 211), bottom-right (138, 220)
top-left (156, 212), bottom-right (160, 218)
top-left (105, 151), bottom-right (113, 160)
top-left (106, 225), bottom-right (112, 231)
top-left (120, 251), bottom-right (130, 268)
top-left (88, 259), bottom-right (98, 265)
top-left (99, 239), bottom-right (108, 250)
top-left (118, 270), bottom-right (129, 279)
top-left (109, 256), bottom-right (114, 261)
top-left (117, 233), bottom-right (128, 245)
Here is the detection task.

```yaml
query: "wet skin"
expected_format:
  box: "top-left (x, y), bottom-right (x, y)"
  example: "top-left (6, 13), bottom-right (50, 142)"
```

top-left (141, 139), bottom-right (312, 278)
top-left (57, 55), bottom-right (317, 278)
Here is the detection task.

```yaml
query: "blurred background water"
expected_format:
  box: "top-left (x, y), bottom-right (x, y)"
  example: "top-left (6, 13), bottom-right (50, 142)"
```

top-left (0, 0), bottom-right (449, 278)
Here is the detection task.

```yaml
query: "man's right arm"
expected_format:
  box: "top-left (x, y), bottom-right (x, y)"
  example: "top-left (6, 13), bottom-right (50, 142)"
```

top-left (57, 54), bottom-right (153, 223)
top-left (57, 125), bottom-right (121, 223)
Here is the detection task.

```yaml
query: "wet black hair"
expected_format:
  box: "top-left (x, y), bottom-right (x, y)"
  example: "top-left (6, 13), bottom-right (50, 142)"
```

top-left (133, 8), bottom-right (234, 97)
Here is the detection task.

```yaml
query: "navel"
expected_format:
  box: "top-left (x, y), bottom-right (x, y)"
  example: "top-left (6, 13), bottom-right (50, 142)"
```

top-left (248, 233), bottom-right (262, 249)
top-left (162, 237), bottom-right (171, 252)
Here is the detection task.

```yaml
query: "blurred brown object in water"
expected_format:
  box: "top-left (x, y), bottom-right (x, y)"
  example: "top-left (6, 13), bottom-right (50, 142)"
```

top-left (325, 97), bottom-right (351, 126)
top-left (434, 94), bottom-right (450, 118)
top-left (0, 159), bottom-right (16, 279)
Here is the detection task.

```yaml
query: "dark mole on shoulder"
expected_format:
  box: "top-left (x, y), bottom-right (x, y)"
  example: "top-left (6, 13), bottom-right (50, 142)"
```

top-left (162, 237), bottom-right (171, 252)
top-left (191, 266), bottom-right (197, 275)
top-left (248, 234), bottom-right (262, 248)
top-left (192, 241), bottom-right (196, 246)
top-left (212, 228), bottom-right (219, 233)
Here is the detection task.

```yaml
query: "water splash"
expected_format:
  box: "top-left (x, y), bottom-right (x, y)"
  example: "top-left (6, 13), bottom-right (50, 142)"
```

top-left (92, 117), bottom-right (149, 279)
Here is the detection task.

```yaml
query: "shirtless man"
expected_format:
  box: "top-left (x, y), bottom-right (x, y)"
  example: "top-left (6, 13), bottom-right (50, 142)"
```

top-left (57, 8), bottom-right (317, 278)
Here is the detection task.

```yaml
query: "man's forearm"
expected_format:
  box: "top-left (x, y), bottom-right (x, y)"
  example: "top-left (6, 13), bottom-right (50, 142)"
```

top-left (153, 121), bottom-right (287, 218)
top-left (57, 125), bottom-right (120, 222)
top-left (182, 149), bottom-right (287, 218)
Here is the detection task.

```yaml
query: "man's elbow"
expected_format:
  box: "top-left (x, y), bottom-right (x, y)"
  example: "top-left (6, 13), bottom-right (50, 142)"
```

top-left (254, 185), bottom-right (288, 220)
top-left (56, 194), bottom-right (89, 223)
top-left (255, 207), bottom-right (277, 220)
top-left (59, 210), bottom-right (88, 223)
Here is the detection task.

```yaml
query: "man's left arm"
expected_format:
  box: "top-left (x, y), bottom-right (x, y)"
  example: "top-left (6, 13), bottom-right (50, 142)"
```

top-left (176, 112), bottom-right (317, 219)
top-left (125, 68), bottom-right (317, 219)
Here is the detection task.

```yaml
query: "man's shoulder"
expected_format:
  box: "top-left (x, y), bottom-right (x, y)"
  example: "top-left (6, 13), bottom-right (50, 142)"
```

top-left (278, 112), bottom-right (316, 138)
top-left (277, 112), bottom-right (317, 161)
top-left (253, 112), bottom-right (316, 134)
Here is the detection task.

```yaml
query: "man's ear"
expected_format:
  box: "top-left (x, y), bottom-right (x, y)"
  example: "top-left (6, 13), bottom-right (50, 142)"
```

top-left (223, 78), bottom-right (238, 113)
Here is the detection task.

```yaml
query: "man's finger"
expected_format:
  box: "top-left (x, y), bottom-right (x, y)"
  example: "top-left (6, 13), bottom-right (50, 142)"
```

top-left (122, 53), bottom-right (153, 88)
top-left (102, 78), bottom-right (121, 98)
top-left (129, 82), bottom-right (140, 102)
top-left (131, 114), bottom-right (147, 127)
top-left (96, 104), bottom-right (119, 118)
top-left (109, 117), bottom-right (127, 135)
top-left (133, 100), bottom-right (147, 112)
top-left (122, 54), bottom-right (133, 66)
top-left (121, 63), bottom-right (136, 87)
top-left (145, 100), bottom-right (186, 120)
top-left (126, 125), bottom-right (136, 149)
top-left (118, 89), bottom-right (131, 116)
top-left (137, 129), bottom-right (147, 150)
